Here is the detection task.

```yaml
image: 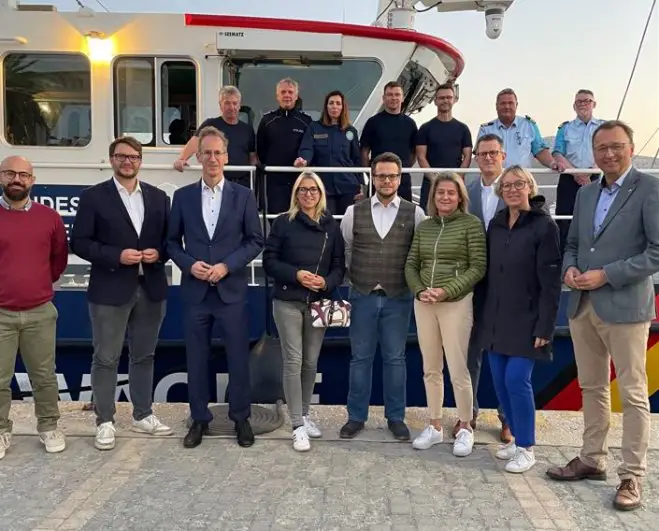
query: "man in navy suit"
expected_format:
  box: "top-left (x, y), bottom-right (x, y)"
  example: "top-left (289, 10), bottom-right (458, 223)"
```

top-left (167, 126), bottom-right (264, 448)
top-left (71, 136), bottom-right (172, 451)
top-left (464, 133), bottom-right (510, 443)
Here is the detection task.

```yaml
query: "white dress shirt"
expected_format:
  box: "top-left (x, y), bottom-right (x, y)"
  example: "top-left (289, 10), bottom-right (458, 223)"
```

top-left (480, 174), bottom-right (501, 229)
top-left (202, 178), bottom-right (224, 239)
top-left (114, 176), bottom-right (145, 274)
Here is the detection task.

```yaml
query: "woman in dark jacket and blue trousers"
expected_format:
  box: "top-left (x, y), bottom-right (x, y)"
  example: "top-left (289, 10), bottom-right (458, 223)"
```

top-left (294, 90), bottom-right (362, 215)
top-left (478, 165), bottom-right (562, 474)
top-left (263, 172), bottom-right (345, 452)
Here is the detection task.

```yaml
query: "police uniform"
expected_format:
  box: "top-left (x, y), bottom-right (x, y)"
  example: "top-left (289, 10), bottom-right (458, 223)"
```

top-left (477, 115), bottom-right (548, 168)
top-left (256, 107), bottom-right (312, 214)
top-left (552, 116), bottom-right (604, 250)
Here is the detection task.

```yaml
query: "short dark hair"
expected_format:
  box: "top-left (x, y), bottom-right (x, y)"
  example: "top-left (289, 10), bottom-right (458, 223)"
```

top-left (592, 120), bottom-right (634, 147)
top-left (383, 81), bottom-right (403, 93)
top-left (371, 151), bottom-right (402, 174)
top-left (109, 136), bottom-right (142, 158)
top-left (436, 83), bottom-right (455, 94)
top-left (496, 88), bottom-right (517, 101)
top-left (576, 89), bottom-right (594, 97)
top-left (475, 134), bottom-right (504, 153)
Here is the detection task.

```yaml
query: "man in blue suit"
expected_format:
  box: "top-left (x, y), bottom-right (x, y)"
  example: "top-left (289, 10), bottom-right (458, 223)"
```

top-left (167, 126), bottom-right (264, 448)
top-left (465, 133), bottom-right (510, 443)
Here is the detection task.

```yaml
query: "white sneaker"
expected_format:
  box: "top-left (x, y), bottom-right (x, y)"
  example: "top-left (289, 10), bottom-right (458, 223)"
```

top-left (495, 441), bottom-right (517, 460)
top-left (95, 422), bottom-right (116, 450)
top-left (0, 432), bottom-right (11, 459)
top-left (292, 426), bottom-right (310, 452)
top-left (132, 414), bottom-right (173, 436)
top-left (39, 429), bottom-right (66, 453)
top-left (505, 447), bottom-right (536, 473)
top-left (412, 425), bottom-right (443, 450)
top-left (303, 416), bottom-right (322, 438)
top-left (453, 428), bottom-right (474, 457)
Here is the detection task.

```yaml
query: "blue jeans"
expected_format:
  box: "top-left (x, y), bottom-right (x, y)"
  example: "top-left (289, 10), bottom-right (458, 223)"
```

top-left (487, 351), bottom-right (536, 448)
top-left (347, 290), bottom-right (413, 423)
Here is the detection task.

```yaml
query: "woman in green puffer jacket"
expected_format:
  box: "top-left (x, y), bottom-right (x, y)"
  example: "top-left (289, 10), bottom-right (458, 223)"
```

top-left (405, 171), bottom-right (486, 458)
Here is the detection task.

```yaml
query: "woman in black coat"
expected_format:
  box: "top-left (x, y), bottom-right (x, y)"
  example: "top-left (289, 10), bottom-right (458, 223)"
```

top-left (478, 165), bottom-right (562, 474)
top-left (262, 171), bottom-right (345, 452)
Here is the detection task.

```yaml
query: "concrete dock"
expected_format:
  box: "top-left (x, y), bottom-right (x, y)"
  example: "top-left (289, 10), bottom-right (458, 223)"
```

top-left (3, 402), bottom-right (659, 530)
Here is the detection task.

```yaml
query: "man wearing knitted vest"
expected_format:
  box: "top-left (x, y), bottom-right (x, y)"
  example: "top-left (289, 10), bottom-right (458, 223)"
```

top-left (0, 156), bottom-right (69, 459)
top-left (339, 152), bottom-right (426, 440)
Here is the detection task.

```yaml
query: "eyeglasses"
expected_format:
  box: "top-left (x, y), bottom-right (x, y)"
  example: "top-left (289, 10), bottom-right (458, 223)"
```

top-left (475, 150), bottom-right (501, 159)
top-left (373, 173), bottom-right (400, 181)
top-left (501, 180), bottom-right (527, 192)
top-left (594, 143), bottom-right (628, 155)
top-left (0, 169), bottom-right (32, 181)
top-left (200, 150), bottom-right (227, 159)
top-left (575, 99), bottom-right (594, 105)
top-left (113, 153), bottom-right (141, 162)
top-left (297, 186), bottom-right (320, 196)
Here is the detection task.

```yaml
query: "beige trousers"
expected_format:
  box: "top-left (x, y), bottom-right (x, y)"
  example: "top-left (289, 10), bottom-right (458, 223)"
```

top-left (414, 293), bottom-right (474, 422)
top-left (569, 296), bottom-right (651, 479)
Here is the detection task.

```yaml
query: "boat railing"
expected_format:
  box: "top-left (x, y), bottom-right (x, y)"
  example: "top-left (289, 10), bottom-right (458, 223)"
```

top-left (43, 163), bottom-right (659, 289)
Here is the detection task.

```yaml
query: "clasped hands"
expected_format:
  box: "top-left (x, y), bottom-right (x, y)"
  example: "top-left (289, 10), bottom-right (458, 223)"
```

top-left (418, 287), bottom-right (447, 303)
top-left (191, 261), bottom-right (228, 283)
top-left (296, 270), bottom-right (327, 292)
top-left (120, 248), bottom-right (160, 265)
top-left (564, 267), bottom-right (607, 291)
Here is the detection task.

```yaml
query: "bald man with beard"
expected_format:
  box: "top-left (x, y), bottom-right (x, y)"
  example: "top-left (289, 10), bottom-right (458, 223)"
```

top-left (0, 155), bottom-right (69, 460)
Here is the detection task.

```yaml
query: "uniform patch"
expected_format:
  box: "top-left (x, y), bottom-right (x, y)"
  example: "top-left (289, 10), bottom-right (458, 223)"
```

top-left (313, 133), bottom-right (329, 139)
top-left (346, 130), bottom-right (354, 141)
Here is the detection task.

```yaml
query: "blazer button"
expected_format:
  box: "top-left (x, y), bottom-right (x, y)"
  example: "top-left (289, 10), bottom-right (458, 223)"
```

top-left (590, 247), bottom-right (595, 252)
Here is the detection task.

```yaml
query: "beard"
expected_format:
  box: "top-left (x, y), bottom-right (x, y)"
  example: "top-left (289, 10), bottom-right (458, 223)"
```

top-left (2, 185), bottom-right (29, 202)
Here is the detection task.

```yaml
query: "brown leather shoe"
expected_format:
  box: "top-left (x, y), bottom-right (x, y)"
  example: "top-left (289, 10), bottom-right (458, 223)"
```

top-left (614, 478), bottom-right (642, 511)
top-left (499, 422), bottom-right (513, 443)
top-left (546, 457), bottom-right (607, 481)
top-left (452, 418), bottom-right (477, 438)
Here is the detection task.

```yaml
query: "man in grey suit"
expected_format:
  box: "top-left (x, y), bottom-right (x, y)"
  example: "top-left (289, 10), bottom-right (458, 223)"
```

top-left (462, 133), bottom-right (510, 442)
top-left (546, 121), bottom-right (659, 511)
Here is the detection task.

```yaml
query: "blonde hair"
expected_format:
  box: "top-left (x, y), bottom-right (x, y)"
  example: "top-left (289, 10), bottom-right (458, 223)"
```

top-left (426, 172), bottom-right (470, 216)
top-left (219, 85), bottom-right (241, 101)
top-left (496, 165), bottom-right (538, 197)
top-left (288, 172), bottom-right (327, 222)
top-left (197, 126), bottom-right (229, 151)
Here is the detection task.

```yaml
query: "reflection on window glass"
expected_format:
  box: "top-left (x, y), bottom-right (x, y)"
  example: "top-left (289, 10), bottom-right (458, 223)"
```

top-left (223, 60), bottom-right (382, 129)
top-left (161, 61), bottom-right (197, 146)
top-left (114, 58), bottom-right (155, 145)
top-left (3, 53), bottom-right (91, 147)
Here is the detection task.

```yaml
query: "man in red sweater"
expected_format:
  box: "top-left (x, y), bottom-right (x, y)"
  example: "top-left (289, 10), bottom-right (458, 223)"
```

top-left (0, 156), bottom-right (69, 460)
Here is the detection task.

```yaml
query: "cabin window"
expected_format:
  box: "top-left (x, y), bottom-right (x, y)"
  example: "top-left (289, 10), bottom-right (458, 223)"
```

top-left (223, 59), bottom-right (382, 129)
top-left (113, 57), bottom-right (197, 147)
top-left (2, 53), bottom-right (91, 147)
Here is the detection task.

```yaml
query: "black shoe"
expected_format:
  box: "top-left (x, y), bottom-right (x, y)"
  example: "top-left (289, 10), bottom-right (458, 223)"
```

top-left (387, 420), bottom-right (410, 441)
top-left (235, 420), bottom-right (254, 447)
top-left (339, 420), bottom-right (364, 439)
top-left (183, 421), bottom-right (209, 448)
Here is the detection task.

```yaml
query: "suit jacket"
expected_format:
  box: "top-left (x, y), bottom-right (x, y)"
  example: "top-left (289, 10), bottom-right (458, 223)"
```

top-left (71, 178), bottom-right (170, 306)
top-left (466, 176), bottom-right (505, 231)
top-left (166, 178), bottom-right (264, 305)
top-left (563, 167), bottom-right (659, 323)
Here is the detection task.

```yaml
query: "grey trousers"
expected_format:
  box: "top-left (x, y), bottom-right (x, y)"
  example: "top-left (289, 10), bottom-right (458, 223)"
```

top-left (89, 285), bottom-right (166, 425)
top-left (467, 326), bottom-right (505, 422)
top-left (273, 299), bottom-right (326, 428)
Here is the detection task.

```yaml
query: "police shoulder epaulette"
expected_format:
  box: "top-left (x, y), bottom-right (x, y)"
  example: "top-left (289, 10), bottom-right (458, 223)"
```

top-left (524, 115), bottom-right (536, 123)
top-left (558, 120), bottom-right (569, 128)
top-left (481, 121), bottom-right (494, 127)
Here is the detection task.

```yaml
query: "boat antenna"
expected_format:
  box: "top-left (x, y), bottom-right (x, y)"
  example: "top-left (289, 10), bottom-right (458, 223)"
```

top-left (634, 126), bottom-right (659, 159)
top-left (94, 0), bottom-right (110, 11)
top-left (616, 0), bottom-right (656, 119)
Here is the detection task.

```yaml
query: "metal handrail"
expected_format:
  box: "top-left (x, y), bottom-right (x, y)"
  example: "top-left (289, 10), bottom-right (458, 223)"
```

top-left (37, 162), bottom-right (655, 288)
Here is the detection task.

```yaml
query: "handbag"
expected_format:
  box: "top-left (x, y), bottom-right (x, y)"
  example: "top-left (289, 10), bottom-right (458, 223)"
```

top-left (309, 296), bottom-right (352, 328)
top-left (306, 230), bottom-right (351, 328)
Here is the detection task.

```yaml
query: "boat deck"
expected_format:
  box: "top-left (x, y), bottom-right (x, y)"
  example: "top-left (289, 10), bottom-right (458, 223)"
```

top-left (4, 402), bottom-right (659, 530)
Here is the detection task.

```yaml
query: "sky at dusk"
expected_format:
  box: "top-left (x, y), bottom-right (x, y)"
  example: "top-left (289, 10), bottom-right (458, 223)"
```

top-left (38, 0), bottom-right (659, 160)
